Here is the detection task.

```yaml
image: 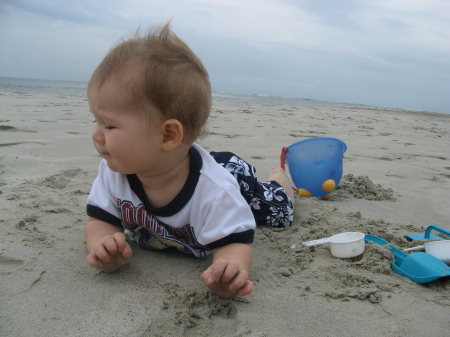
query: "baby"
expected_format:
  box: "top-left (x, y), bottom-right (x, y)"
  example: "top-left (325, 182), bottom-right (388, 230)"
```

top-left (85, 22), bottom-right (294, 298)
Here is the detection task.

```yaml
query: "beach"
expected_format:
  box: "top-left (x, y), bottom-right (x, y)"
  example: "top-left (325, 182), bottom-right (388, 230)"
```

top-left (1, 91), bottom-right (449, 336)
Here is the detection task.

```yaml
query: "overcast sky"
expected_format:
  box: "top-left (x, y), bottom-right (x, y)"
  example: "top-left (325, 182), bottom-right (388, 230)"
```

top-left (1, 0), bottom-right (449, 113)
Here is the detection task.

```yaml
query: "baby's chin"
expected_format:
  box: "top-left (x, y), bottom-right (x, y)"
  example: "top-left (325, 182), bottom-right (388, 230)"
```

top-left (104, 160), bottom-right (135, 175)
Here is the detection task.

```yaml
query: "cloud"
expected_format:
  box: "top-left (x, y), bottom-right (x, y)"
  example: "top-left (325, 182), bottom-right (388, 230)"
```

top-left (2, 0), bottom-right (98, 23)
top-left (0, 0), bottom-right (449, 112)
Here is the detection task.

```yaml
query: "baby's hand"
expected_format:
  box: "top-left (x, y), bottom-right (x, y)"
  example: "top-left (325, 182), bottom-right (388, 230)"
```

top-left (202, 258), bottom-right (253, 298)
top-left (86, 232), bottom-right (132, 272)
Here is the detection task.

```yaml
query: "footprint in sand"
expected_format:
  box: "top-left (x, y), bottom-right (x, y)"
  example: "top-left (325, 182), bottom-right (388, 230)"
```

top-left (0, 255), bottom-right (24, 275)
top-left (0, 125), bottom-right (17, 131)
top-left (39, 168), bottom-right (87, 189)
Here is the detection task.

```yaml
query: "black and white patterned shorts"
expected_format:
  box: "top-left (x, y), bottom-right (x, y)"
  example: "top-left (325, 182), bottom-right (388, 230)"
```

top-left (210, 151), bottom-right (294, 228)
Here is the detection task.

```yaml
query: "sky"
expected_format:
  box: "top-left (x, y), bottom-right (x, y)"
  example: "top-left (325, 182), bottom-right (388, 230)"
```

top-left (0, 0), bottom-right (449, 113)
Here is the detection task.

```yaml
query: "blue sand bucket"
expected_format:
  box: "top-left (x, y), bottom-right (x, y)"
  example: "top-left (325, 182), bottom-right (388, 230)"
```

top-left (281, 137), bottom-right (347, 198)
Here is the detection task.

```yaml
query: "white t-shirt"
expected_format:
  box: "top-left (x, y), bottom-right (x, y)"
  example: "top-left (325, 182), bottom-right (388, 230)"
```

top-left (87, 143), bottom-right (256, 257)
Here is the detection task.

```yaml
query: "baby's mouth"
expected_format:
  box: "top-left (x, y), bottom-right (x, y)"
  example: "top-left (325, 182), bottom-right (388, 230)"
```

top-left (98, 149), bottom-right (110, 157)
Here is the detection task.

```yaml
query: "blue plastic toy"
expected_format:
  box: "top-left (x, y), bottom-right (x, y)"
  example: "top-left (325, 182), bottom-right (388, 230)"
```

top-left (281, 137), bottom-right (347, 199)
top-left (404, 225), bottom-right (450, 241)
top-left (365, 234), bottom-right (450, 283)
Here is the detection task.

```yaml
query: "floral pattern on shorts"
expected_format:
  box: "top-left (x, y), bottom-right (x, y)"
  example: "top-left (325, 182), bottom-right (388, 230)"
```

top-left (210, 152), bottom-right (294, 228)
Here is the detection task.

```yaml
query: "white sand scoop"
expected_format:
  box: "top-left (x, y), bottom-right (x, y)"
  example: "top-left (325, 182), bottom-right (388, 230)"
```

top-left (293, 232), bottom-right (365, 258)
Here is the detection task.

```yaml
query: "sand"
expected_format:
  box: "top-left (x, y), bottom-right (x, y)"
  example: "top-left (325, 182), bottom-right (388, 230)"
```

top-left (1, 91), bottom-right (449, 336)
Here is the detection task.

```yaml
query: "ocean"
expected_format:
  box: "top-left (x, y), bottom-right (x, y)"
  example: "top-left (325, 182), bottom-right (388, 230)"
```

top-left (0, 76), bottom-right (371, 109)
top-left (0, 76), bottom-right (88, 97)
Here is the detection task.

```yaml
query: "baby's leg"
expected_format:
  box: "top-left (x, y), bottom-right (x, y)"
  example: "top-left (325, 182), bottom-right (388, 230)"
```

top-left (209, 150), bottom-right (294, 227)
top-left (267, 166), bottom-right (295, 204)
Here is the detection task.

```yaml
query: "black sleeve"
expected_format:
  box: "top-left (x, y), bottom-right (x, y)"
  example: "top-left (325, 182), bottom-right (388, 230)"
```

top-left (205, 229), bottom-right (254, 250)
top-left (87, 204), bottom-right (123, 228)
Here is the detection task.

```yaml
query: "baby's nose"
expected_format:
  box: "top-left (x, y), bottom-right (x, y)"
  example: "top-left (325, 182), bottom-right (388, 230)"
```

top-left (92, 127), bottom-right (105, 144)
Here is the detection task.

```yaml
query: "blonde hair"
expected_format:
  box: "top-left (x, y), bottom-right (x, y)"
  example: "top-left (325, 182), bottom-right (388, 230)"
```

top-left (88, 22), bottom-right (211, 142)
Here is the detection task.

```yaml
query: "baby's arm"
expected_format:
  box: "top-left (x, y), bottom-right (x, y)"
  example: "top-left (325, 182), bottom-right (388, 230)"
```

top-left (85, 217), bottom-right (132, 272)
top-left (202, 243), bottom-right (253, 298)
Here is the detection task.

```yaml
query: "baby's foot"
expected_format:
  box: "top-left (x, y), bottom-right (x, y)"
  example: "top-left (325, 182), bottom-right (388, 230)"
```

top-left (267, 166), bottom-right (295, 203)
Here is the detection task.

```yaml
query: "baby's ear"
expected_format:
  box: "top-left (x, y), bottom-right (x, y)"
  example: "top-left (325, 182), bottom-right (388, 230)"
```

top-left (160, 119), bottom-right (184, 150)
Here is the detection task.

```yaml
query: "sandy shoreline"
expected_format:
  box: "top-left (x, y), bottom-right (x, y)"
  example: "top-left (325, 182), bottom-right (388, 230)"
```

top-left (1, 91), bottom-right (449, 336)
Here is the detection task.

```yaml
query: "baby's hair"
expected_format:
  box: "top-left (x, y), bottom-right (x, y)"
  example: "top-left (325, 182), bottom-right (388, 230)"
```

top-left (89, 21), bottom-right (211, 142)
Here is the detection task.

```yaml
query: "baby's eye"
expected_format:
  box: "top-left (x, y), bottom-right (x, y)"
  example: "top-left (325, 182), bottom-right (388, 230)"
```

top-left (105, 126), bottom-right (116, 130)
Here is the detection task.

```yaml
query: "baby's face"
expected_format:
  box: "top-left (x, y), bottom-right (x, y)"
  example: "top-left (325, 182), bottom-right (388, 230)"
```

top-left (88, 75), bottom-right (165, 175)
